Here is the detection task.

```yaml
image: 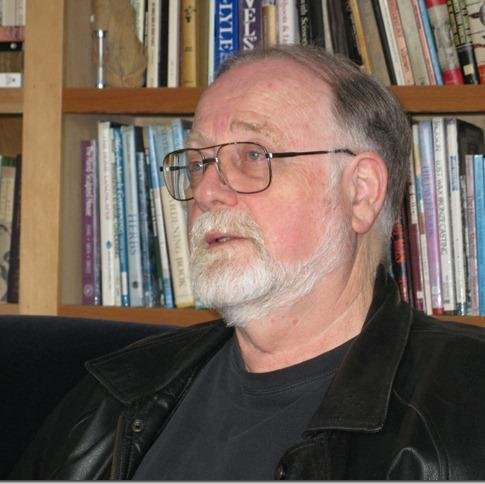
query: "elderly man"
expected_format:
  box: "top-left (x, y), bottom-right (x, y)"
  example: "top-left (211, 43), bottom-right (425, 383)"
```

top-left (12, 45), bottom-right (485, 480)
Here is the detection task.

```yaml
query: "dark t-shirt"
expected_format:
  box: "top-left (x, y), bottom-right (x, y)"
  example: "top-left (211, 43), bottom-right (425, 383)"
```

top-left (133, 335), bottom-right (352, 480)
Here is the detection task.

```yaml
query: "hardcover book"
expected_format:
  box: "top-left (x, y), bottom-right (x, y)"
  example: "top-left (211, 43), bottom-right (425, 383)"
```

top-left (238, 0), bottom-right (263, 50)
top-left (277, 0), bottom-right (300, 44)
top-left (214, 0), bottom-right (239, 76)
top-left (473, 153), bottom-right (485, 315)
top-left (465, 0), bottom-right (485, 83)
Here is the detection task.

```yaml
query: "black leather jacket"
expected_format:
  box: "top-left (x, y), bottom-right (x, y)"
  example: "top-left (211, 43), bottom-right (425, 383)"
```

top-left (11, 270), bottom-right (485, 479)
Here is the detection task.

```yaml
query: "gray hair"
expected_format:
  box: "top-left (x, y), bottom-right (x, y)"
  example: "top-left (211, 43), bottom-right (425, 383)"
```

top-left (217, 45), bottom-right (412, 245)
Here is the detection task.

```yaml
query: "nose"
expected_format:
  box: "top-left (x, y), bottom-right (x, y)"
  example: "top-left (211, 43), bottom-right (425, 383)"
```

top-left (190, 161), bottom-right (238, 211)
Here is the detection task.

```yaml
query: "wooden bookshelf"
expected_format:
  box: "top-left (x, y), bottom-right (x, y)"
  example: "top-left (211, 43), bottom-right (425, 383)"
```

top-left (11, 0), bottom-right (485, 328)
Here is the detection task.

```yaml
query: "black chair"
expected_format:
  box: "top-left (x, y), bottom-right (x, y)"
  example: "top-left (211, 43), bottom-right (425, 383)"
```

top-left (0, 315), bottom-right (172, 478)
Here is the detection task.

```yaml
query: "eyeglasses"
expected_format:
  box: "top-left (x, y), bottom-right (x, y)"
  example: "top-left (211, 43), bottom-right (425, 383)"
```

top-left (161, 141), bottom-right (355, 201)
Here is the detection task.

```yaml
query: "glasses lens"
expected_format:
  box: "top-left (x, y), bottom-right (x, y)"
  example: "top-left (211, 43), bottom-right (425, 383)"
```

top-left (163, 148), bottom-right (201, 201)
top-left (218, 142), bottom-right (270, 193)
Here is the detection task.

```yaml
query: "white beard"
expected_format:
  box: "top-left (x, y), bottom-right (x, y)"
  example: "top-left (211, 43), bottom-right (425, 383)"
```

top-left (189, 203), bottom-right (352, 328)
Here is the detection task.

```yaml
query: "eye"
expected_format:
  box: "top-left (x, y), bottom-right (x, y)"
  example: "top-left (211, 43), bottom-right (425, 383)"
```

top-left (189, 160), bottom-right (204, 173)
top-left (247, 150), bottom-right (262, 161)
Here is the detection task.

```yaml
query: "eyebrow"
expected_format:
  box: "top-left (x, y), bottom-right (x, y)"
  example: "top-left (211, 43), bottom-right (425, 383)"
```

top-left (229, 119), bottom-right (280, 145)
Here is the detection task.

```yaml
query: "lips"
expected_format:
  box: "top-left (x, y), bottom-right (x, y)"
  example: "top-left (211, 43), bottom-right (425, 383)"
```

top-left (205, 231), bottom-right (245, 247)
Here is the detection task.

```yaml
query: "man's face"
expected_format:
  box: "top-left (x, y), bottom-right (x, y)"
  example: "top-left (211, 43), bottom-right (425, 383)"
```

top-left (187, 58), bottom-right (353, 320)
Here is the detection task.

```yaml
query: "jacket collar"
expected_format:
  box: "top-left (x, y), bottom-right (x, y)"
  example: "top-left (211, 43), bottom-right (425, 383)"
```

top-left (305, 266), bottom-right (413, 434)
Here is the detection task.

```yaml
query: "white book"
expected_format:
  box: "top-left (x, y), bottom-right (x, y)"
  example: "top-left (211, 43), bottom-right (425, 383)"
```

top-left (321, 0), bottom-right (333, 53)
top-left (15, 0), bottom-right (25, 25)
top-left (154, 120), bottom-right (195, 308)
top-left (377, 0), bottom-right (405, 85)
top-left (277, 0), bottom-right (300, 45)
top-left (0, 73), bottom-right (21, 87)
top-left (146, 0), bottom-right (160, 87)
top-left (97, 121), bottom-right (120, 306)
top-left (167, 0), bottom-right (181, 87)
top-left (2, 0), bottom-right (16, 26)
top-left (207, 0), bottom-right (215, 84)
top-left (446, 118), bottom-right (467, 315)
top-left (121, 125), bottom-right (144, 307)
top-left (432, 116), bottom-right (456, 313)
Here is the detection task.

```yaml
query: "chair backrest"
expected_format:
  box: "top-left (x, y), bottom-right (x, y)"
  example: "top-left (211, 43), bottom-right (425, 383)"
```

top-left (0, 315), bottom-right (171, 478)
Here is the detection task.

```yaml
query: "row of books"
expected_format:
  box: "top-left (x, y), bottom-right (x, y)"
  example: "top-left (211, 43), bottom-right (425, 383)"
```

top-left (119, 0), bottom-right (485, 89)
top-left (0, 0), bottom-right (25, 87)
top-left (390, 117), bottom-right (485, 316)
top-left (0, 153), bottom-right (21, 304)
top-left (81, 118), bottom-right (196, 309)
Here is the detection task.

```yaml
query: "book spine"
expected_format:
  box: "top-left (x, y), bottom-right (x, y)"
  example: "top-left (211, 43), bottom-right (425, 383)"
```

top-left (145, 125), bottom-right (174, 308)
top-left (445, 118), bottom-right (467, 315)
top-left (0, 25), bottom-right (24, 41)
top-left (397, 0), bottom-right (431, 85)
top-left (473, 154), bottom-right (485, 315)
top-left (167, 0), bottom-right (181, 87)
top-left (97, 121), bottom-right (117, 306)
top-left (238, 0), bottom-right (263, 50)
top-left (376, 0), bottom-right (406, 85)
top-left (6, 154), bottom-right (20, 303)
top-left (464, 0), bottom-right (485, 83)
top-left (349, 0), bottom-right (373, 76)
top-left (129, 0), bottom-right (146, 44)
top-left (262, 0), bottom-right (278, 48)
top-left (296, 0), bottom-right (312, 46)
top-left (158, 0), bottom-right (169, 86)
top-left (419, 120), bottom-right (444, 315)
top-left (112, 126), bottom-right (130, 307)
top-left (465, 154), bottom-right (480, 314)
top-left (448, 0), bottom-right (480, 83)
top-left (0, 156), bottom-right (16, 302)
top-left (214, 0), bottom-right (239, 75)
top-left (425, 0), bottom-right (465, 84)
top-left (388, 0), bottom-right (415, 85)
top-left (181, 0), bottom-right (198, 87)
top-left (81, 139), bottom-right (101, 306)
top-left (121, 125), bottom-right (144, 307)
top-left (136, 146), bottom-right (156, 307)
top-left (391, 211), bottom-right (412, 304)
top-left (406, 137), bottom-right (426, 311)
top-left (146, 0), bottom-right (161, 87)
top-left (277, 0), bottom-right (300, 44)
top-left (432, 117), bottom-right (456, 313)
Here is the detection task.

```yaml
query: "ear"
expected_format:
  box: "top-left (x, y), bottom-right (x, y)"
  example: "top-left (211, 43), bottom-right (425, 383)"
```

top-left (342, 151), bottom-right (388, 234)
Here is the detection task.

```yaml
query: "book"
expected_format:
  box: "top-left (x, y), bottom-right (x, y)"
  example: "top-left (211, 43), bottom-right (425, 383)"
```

top-left (307, 0), bottom-right (325, 48)
top-left (397, 0), bottom-right (431, 85)
top-left (405, 142), bottom-right (426, 311)
top-left (0, 25), bottom-right (24, 41)
top-left (277, 0), bottom-right (300, 45)
top-left (97, 121), bottom-right (121, 306)
top-left (448, 0), bottom-right (480, 83)
top-left (214, 0), bottom-right (239, 76)
top-left (0, 155), bottom-right (17, 302)
top-left (445, 118), bottom-right (467, 315)
top-left (425, 0), bottom-right (465, 84)
top-left (112, 126), bottom-right (130, 307)
top-left (416, 0), bottom-right (444, 84)
top-left (238, 0), bottom-right (263, 51)
top-left (167, 0), bottom-right (181, 87)
top-left (412, 123), bottom-right (433, 314)
top-left (418, 120), bottom-right (444, 315)
top-left (296, 0), bottom-right (312, 46)
top-left (349, 0), bottom-right (373, 76)
top-left (81, 139), bottom-right (101, 306)
top-left (0, 72), bottom-right (20, 87)
top-left (373, 0), bottom-right (405, 84)
top-left (146, 0), bottom-right (161, 87)
top-left (6, 154), bottom-right (20, 304)
top-left (197, 0), bottom-right (212, 86)
top-left (351, 0), bottom-right (391, 85)
top-left (391, 211), bottom-right (413, 304)
top-left (432, 117), bottom-right (456, 313)
top-left (465, 154), bottom-right (480, 314)
top-left (154, 119), bottom-right (195, 308)
top-left (473, 154), bottom-right (485, 315)
top-left (144, 124), bottom-right (174, 308)
top-left (388, 0), bottom-right (415, 85)
top-left (262, 0), bottom-right (277, 48)
top-left (121, 125), bottom-right (144, 307)
top-left (129, 0), bottom-right (146, 44)
top-left (159, 0), bottom-right (169, 86)
top-left (465, 0), bottom-right (485, 83)
top-left (181, 0), bottom-right (198, 87)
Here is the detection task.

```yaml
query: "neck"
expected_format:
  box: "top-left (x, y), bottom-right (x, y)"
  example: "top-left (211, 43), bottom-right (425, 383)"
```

top-left (235, 252), bottom-right (379, 373)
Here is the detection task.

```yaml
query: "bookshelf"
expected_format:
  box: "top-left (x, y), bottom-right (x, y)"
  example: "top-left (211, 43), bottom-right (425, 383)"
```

top-left (12, 0), bottom-right (485, 327)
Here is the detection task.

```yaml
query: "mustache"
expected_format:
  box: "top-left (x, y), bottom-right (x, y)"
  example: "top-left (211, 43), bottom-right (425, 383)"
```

top-left (189, 209), bottom-right (265, 251)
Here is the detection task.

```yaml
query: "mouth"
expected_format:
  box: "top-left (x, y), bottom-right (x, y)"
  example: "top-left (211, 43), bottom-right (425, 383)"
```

top-left (205, 232), bottom-right (246, 248)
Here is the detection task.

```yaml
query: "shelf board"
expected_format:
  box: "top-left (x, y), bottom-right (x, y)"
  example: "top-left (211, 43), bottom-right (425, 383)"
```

top-left (389, 85), bottom-right (485, 113)
top-left (62, 85), bottom-right (485, 115)
top-left (0, 88), bottom-right (22, 113)
top-left (438, 315), bottom-right (485, 328)
top-left (0, 303), bottom-right (19, 314)
top-left (58, 304), bottom-right (220, 327)
top-left (63, 87), bottom-right (204, 114)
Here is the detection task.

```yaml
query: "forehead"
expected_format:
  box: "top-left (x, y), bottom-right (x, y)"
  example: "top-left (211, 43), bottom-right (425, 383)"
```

top-left (192, 58), bottom-right (335, 145)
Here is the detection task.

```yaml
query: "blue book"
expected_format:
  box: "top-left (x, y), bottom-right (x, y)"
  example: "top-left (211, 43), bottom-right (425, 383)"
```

top-left (144, 125), bottom-right (174, 308)
top-left (473, 154), bottom-right (485, 315)
top-left (214, 0), bottom-right (239, 76)
top-left (417, 0), bottom-right (443, 85)
top-left (121, 125), bottom-right (144, 307)
top-left (112, 126), bottom-right (130, 307)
